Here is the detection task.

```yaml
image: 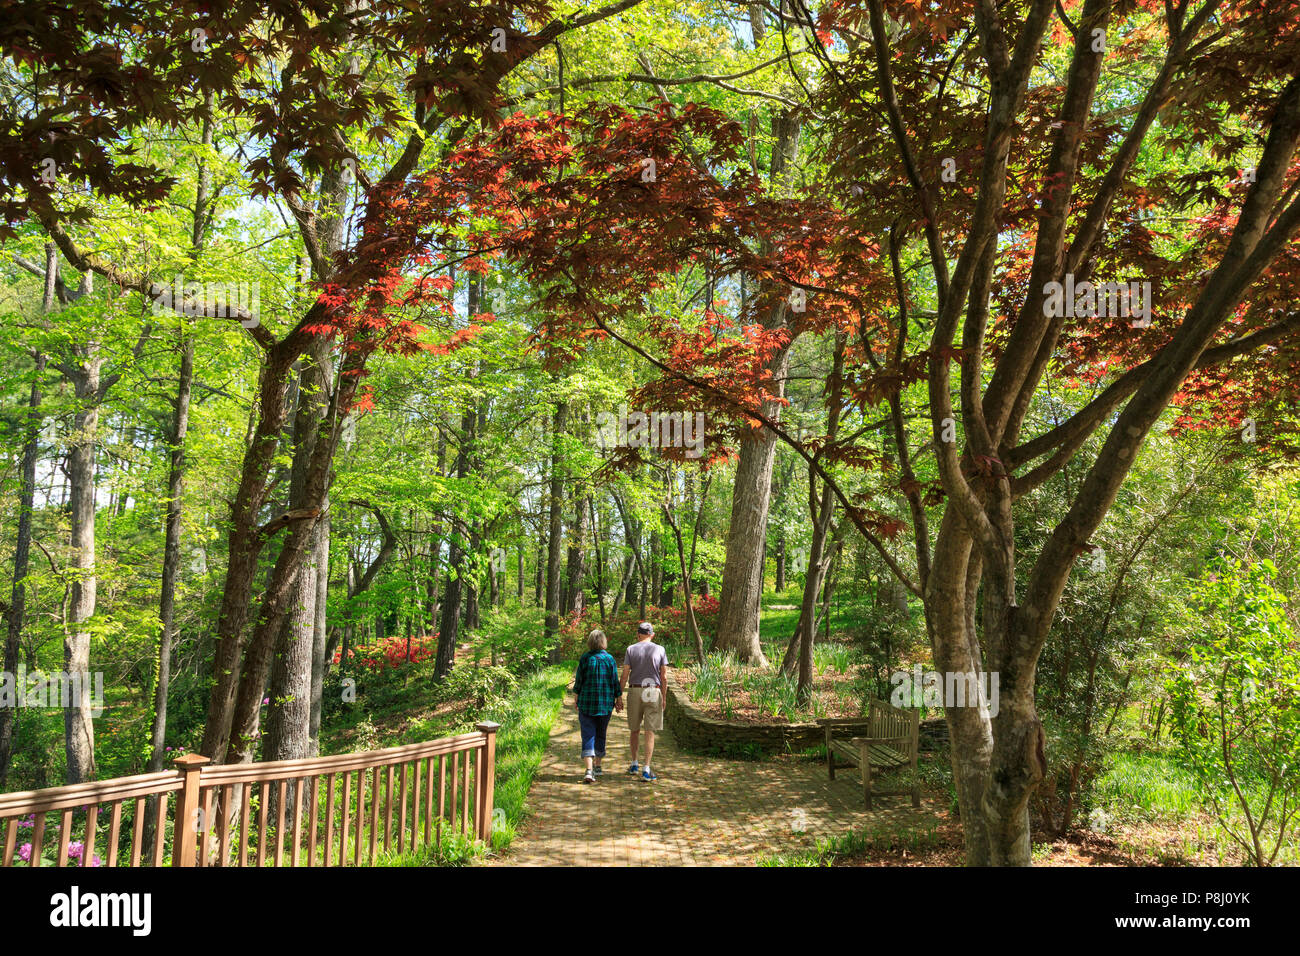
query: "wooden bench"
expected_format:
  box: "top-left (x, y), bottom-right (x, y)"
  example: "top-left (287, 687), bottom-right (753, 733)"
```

top-left (819, 699), bottom-right (920, 809)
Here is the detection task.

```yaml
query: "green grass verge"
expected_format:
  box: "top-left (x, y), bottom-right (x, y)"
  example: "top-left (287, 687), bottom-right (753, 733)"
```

top-left (1093, 751), bottom-right (1202, 818)
top-left (759, 817), bottom-right (944, 867)
top-left (481, 664), bottom-right (570, 854)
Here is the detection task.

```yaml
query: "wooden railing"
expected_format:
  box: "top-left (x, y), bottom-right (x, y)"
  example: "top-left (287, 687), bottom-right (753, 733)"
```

top-left (0, 721), bottom-right (499, 867)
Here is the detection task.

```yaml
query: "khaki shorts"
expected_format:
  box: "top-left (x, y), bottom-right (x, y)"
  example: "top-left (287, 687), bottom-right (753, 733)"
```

top-left (626, 685), bottom-right (663, 733)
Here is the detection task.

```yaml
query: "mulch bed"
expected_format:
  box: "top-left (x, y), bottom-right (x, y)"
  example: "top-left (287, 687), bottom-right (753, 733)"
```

top-left (822, 810), bottom-right (1212, 866)
top-left (673, 662), bottom-right (868, 725)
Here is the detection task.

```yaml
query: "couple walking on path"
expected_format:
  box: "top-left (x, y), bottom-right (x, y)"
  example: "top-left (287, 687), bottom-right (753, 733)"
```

top-left (572, 621), bottom-right (668, 784)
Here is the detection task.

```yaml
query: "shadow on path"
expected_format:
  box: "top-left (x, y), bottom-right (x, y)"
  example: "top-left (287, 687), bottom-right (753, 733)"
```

top-left (490, 692), bottom-right (941, 866)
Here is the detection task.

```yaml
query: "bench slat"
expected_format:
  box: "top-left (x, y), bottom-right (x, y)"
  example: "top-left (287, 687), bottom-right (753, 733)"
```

top-left (867, 746), bottom-right (907, 767)
top-left (830, 740), bottom-right (907, 766)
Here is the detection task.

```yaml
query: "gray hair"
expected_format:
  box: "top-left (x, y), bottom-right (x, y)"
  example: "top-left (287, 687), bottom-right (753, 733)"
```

top-left (587, 629), bottom-right (608, 652)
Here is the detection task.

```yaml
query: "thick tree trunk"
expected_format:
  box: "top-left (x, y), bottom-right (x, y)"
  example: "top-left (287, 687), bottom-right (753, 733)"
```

top-left (223, 345), bottom-right (348, 766)
top-left (199, 346), bottom-right (304, 760)
top-left (263, 526), bottom-right (319, 762)
top-left (201, 157), bottom-right (346, 764)
top-left (714, 108), bottom-right (801, 664)
top-left (64, 364), bottom-right (101, 783)
top-left (926, 511), bottom-right (995, 865)
top-left (658, 541), bottom-right (675, 608)
top-left (263, 331), bottom-right (333, 764)
top-left (711, 351), bottom-right (787, 665)
top-left (425, 556), bottom-right (440, 635)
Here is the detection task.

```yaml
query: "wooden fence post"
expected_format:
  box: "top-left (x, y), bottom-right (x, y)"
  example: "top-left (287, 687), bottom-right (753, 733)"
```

top-left (474, 722), bottom-right (499, 842)
top-left (172, 753), bottom-right (210, 867)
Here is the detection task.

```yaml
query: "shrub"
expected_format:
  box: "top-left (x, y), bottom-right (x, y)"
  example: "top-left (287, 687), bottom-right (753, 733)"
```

top-left (334, 634), bottom-right (435, 672)
top-left (1166, 558), bottom-right (1300, 866)
top-left (473, 606), bottom-right (553, 675)
top-left (436, 664), bottom-right (518, 712)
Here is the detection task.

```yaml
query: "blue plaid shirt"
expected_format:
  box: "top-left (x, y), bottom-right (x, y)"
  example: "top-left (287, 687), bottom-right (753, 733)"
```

top-left (574, 650), bottom-right (621, 716)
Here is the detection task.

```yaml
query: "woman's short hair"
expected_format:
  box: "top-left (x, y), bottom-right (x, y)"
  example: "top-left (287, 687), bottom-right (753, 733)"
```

top-left (587, 629), bottom-right (608, 652)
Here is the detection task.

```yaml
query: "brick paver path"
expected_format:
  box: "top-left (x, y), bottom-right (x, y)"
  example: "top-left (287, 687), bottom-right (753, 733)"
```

top-left (492, 699), bottom-right (940, 866)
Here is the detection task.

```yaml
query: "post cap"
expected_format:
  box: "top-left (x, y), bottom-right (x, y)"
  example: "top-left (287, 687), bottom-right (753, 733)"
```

top-left (172, 753), bottom-right (211, 769)
top-left (475, 721), bottom-right (501, 734)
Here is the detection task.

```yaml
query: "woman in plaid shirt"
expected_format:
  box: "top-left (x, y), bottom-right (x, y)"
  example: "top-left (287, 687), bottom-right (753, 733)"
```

top-left (573, 629), bottom-right (623, 783)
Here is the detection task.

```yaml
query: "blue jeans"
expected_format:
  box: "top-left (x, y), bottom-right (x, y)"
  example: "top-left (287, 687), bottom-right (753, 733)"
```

top-left (578, 711), bottom-right (612, 758)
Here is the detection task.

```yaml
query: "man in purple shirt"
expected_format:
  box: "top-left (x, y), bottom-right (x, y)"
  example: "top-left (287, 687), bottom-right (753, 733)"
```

top-left (621, 621), bottom-right (668, 782)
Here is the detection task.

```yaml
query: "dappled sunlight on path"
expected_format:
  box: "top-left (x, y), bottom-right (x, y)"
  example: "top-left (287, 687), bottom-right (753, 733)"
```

top-left (491, 693), bottom-right (941, 866)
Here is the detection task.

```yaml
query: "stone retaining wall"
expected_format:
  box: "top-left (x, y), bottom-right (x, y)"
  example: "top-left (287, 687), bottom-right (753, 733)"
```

top-left (664, 672), bottom-right (948, 755)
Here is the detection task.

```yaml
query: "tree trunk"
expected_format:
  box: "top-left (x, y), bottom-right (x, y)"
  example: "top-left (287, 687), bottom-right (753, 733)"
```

top-left (262, 332), bottom-right (333, 764)
top-left (779, 484), bottom-right (832, 689)
top-left (436, 405), bottom-right (475, 680)
top-left (199, 347), bottom-right (308, 760)
top-left (308, 510), bottom-right (330, 753)
top-left (490, 547), bottom-right (501, 609)
top-left (223, 347), bottom-right (347, 766)
top-left (650, 526), bottom-right (663, 604)
top-left (544, 400), bottom-right (567, 658)
top-left (0, 350), bottom-right (45, 785)
top-left (662, 490), bottom-right (708, 665)
top-left (533, 534), bottom-right (545, 605)
top-left (711, 364), bottom-right (787, 666)
top-left (466, 521), bottom-right (481, 631)
top-left (516, 543), bottom-right (525, 602)
top-left (779, 335), bottom-right (846, 699)
top-left (613, 492), bottom-right (647, 619)
top-left (200, 158), bottom-right (348, 764)
top-left (713, 108), bottom-right (800, 665)
top-left (147, 331), bottom-right (193, 781)
top-left (611, 555), bottom-right (632, 620)
top-left (589, 497), bottom-right (605, 624)
top-left (564, 488), bottom-right (588, 615)
top-left (64, 362), bottom-right (101, 783)
top-left (925, 512), bottom-right (995, 865)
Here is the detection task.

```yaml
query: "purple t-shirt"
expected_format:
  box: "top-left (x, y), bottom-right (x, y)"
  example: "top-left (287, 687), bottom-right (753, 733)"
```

top-left (624, 640), bottom-right (667, 688)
